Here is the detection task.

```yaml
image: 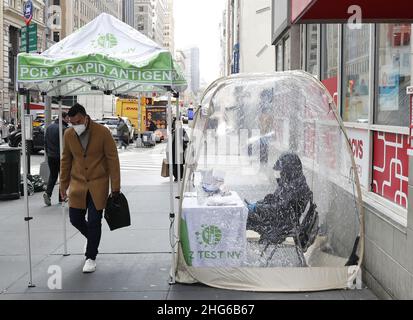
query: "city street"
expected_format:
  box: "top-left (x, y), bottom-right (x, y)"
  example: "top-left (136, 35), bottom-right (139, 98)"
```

top-left (3, 0), bottom-right (412, 303)
top-left (0, 142), bottom-right (377, 300)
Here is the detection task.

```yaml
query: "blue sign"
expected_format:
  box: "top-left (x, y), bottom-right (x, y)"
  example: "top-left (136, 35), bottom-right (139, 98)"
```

top-left (23, 0), bottom-right (33, 25)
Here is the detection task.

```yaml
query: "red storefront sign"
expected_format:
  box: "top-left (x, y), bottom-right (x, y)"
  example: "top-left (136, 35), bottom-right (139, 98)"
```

top-left (291, 0), bottom-right (413, 23)
top-left (408, 86), bottom-right (413, 156)
top-left (373, 132), bottom-right (409, 208)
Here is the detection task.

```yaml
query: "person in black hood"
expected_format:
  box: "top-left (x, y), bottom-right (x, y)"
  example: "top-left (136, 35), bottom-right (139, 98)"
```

top-left (246, 152), bottom-right (316, 247)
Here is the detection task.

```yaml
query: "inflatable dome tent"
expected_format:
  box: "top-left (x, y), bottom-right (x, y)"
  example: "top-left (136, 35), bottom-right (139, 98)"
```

top-left (174, 71), bottom-right (364, 292)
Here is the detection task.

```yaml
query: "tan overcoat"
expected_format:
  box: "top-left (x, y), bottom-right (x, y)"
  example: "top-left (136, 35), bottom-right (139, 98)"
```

top-left (60, 120), bottom-right (121, 210)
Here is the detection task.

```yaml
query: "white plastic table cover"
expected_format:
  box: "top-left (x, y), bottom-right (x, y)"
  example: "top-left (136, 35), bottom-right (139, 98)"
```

top-left (180, 191), bottom-right (248, 267)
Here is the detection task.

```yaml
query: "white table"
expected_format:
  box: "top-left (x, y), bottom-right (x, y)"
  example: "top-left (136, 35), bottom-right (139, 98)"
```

top-left (180, 191), bottom-right (248, 267)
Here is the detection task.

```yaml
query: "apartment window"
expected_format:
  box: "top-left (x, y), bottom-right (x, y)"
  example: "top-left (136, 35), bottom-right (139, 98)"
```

top-left (375, 24), bottom-right (411, 127)
top-left (53, 31), bottom-right (60, 43)
top-left (342, 24), bottom-right (371, 123)
top-left (306, 24), bottom-right (319, 77)
top-left (139, 6), bottom-right (144, 12)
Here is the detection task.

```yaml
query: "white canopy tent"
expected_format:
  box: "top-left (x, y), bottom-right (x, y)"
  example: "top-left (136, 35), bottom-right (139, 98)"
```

top-left (16, 13), bottom-right (187, 286)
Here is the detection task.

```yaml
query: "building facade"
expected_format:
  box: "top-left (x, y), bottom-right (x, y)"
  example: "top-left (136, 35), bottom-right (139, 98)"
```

top-left (272, 0), bottom-right (413, 300)
top-left (2, 0), bottom-right (46, 121)
top-left (134, 0), bottom-right (167, 47)
top-left (57, 0), bottom-right (121, 41)
top-left (163, 0), bottom-right (174, 53)
top-left (134, 0), bottom-right (154, 39)
top-left (122, 0), bottom-right (134, 28)
top-left (183, 47), bottom-right (200, 94)
top-left (153, 0), bottom-right (166, 46)
top-left (223, 0), bottom-right (275, 76)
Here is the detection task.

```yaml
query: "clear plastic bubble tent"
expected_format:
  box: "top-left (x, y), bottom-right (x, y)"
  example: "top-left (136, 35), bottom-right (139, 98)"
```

top-left (174, 71), bottom-right (364, 292)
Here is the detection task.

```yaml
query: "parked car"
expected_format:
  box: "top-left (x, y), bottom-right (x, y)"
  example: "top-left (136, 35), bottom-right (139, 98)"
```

top-left (102, 117), bottom-right (134, 142)
top-left (8, 125), bottom-right (45, 154)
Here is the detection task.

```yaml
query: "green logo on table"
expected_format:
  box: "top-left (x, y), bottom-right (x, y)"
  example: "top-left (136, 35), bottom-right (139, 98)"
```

top-left (196, 225), bottom-right (222, 247)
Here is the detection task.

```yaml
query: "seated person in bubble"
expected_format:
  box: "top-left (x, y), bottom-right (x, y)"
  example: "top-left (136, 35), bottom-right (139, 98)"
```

top-left (246, 152), bottom-right (318, 249)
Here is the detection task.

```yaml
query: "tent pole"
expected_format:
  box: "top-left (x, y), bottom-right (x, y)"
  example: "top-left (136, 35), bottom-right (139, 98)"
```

top-left (136, 93), bottom-right (142, 148)
top-left (175, 95), bottom-right (181, 195)
top-left (58, 98), bottom-right (69, 256)
top-left (167, 91), bottom-right (176, 284)
top-left (20, 92), bottom-right (35, 288)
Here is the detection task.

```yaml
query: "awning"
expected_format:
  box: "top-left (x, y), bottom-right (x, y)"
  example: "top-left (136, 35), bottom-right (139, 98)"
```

top-left (292, 0), bottom-right (413, 24)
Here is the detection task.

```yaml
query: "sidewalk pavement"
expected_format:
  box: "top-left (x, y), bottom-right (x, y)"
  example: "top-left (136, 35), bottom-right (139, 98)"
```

top-left (0, 145), bottom-right (378, 300)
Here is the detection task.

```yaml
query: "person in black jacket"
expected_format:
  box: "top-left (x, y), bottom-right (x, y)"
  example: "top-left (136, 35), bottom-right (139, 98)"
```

top-left (246, 152), bottom-right (315, 246)
top-left (147, 119), bottom-right (158, 132)
top-left (171, 118), bottom-right (189, 182)
top-left (43, 113), bottom-right (70, 206)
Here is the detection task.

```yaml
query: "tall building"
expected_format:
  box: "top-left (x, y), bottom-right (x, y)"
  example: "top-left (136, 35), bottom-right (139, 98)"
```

top-left (219, 9), bottom-right (227, 77)
top-left (223, 0), bottom-right (274, 75)
top-left (175, 49), bottom-right (186, 75)
top-left (163, 0), bottom-right (174, 54)
top-left (134, 0), bottom-right (166, 46)
top-left (56, 0), bottom-right (122, 41)
top-left (153, 0), bottom-right (166, 46)
top-left (122, 0), bottom-right (135, 28)
top-left (134, 0), bottom-right (155, 40)
top-left (2, 0), bottom-right (46, 120)
top-left (183, 47), bottom-right (200, 94)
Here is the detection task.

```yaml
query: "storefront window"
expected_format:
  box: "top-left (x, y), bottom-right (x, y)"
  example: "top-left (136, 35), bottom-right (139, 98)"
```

top-left (276, 43), bottom-right (283, 71)
top-left (375, 24), bottom-right (411, 127)
top-left (321, 25), bottom-right (338, 80)
top-left (342, 24), bottom-right (371, 123)
top-left (284, 37), bottom-right (291, 71)
top-left (321, 24), bottom-right (339, 100)
top-left (306, 24), bottom-right (319, 77)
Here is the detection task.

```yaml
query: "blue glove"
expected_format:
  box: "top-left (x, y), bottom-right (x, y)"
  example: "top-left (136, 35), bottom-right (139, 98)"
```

top-left (247, 203), bottom-right (257, 212)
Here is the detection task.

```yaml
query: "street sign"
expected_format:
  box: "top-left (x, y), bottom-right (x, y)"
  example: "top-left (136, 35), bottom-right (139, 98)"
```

top-left (20, 23), bottom-right (37, 52)
top-left (23, 0), bottom-right (33, 26)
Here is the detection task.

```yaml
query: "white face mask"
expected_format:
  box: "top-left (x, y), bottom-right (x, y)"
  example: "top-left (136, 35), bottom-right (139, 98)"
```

top-left (73, 124), bottom-right (86, 136)
top-left (273, 170), bottom-right (281, 180)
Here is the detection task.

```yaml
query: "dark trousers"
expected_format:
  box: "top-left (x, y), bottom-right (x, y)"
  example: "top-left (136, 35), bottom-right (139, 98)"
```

top-left (69, 192), bottom-right (103, 260)
top-left (46, 157), bottom-right (60, 198)
top-left (173, 164), bottom-right (184, 181)
top-left (119, 135), bottom-right (129, 148)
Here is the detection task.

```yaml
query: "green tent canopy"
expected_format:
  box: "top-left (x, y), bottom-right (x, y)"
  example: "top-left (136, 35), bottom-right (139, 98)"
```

top-left (17, 13), bottom-right (187, 95)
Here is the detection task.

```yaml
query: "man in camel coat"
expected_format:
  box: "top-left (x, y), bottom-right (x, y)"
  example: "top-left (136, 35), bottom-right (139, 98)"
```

top-left (60, 103), bottom-right (121, 273)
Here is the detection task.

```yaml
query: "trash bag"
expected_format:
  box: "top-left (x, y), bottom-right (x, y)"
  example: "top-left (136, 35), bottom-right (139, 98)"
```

top-left (104, 193), bottom-right (131, 231)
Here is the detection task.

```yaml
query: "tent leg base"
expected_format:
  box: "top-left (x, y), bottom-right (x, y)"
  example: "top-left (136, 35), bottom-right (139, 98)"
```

top-left (63, 254), bottom-right (70, 257)
top-left (28, 284), bottom-right (36, 288)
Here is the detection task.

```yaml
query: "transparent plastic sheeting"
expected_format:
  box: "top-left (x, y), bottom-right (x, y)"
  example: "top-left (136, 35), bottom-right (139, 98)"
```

top-left (175, 71), bottom-right (364, 292)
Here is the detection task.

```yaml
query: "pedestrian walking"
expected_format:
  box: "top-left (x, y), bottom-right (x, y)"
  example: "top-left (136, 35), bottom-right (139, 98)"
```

top-left (117, 117), bottom-right (129, 149)
top-left (60, 103), bottom-right (121, 273)
top-left (43, 112), bottom-right (70, 206)
top-left (171, 118), bottom-right (189, 182)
